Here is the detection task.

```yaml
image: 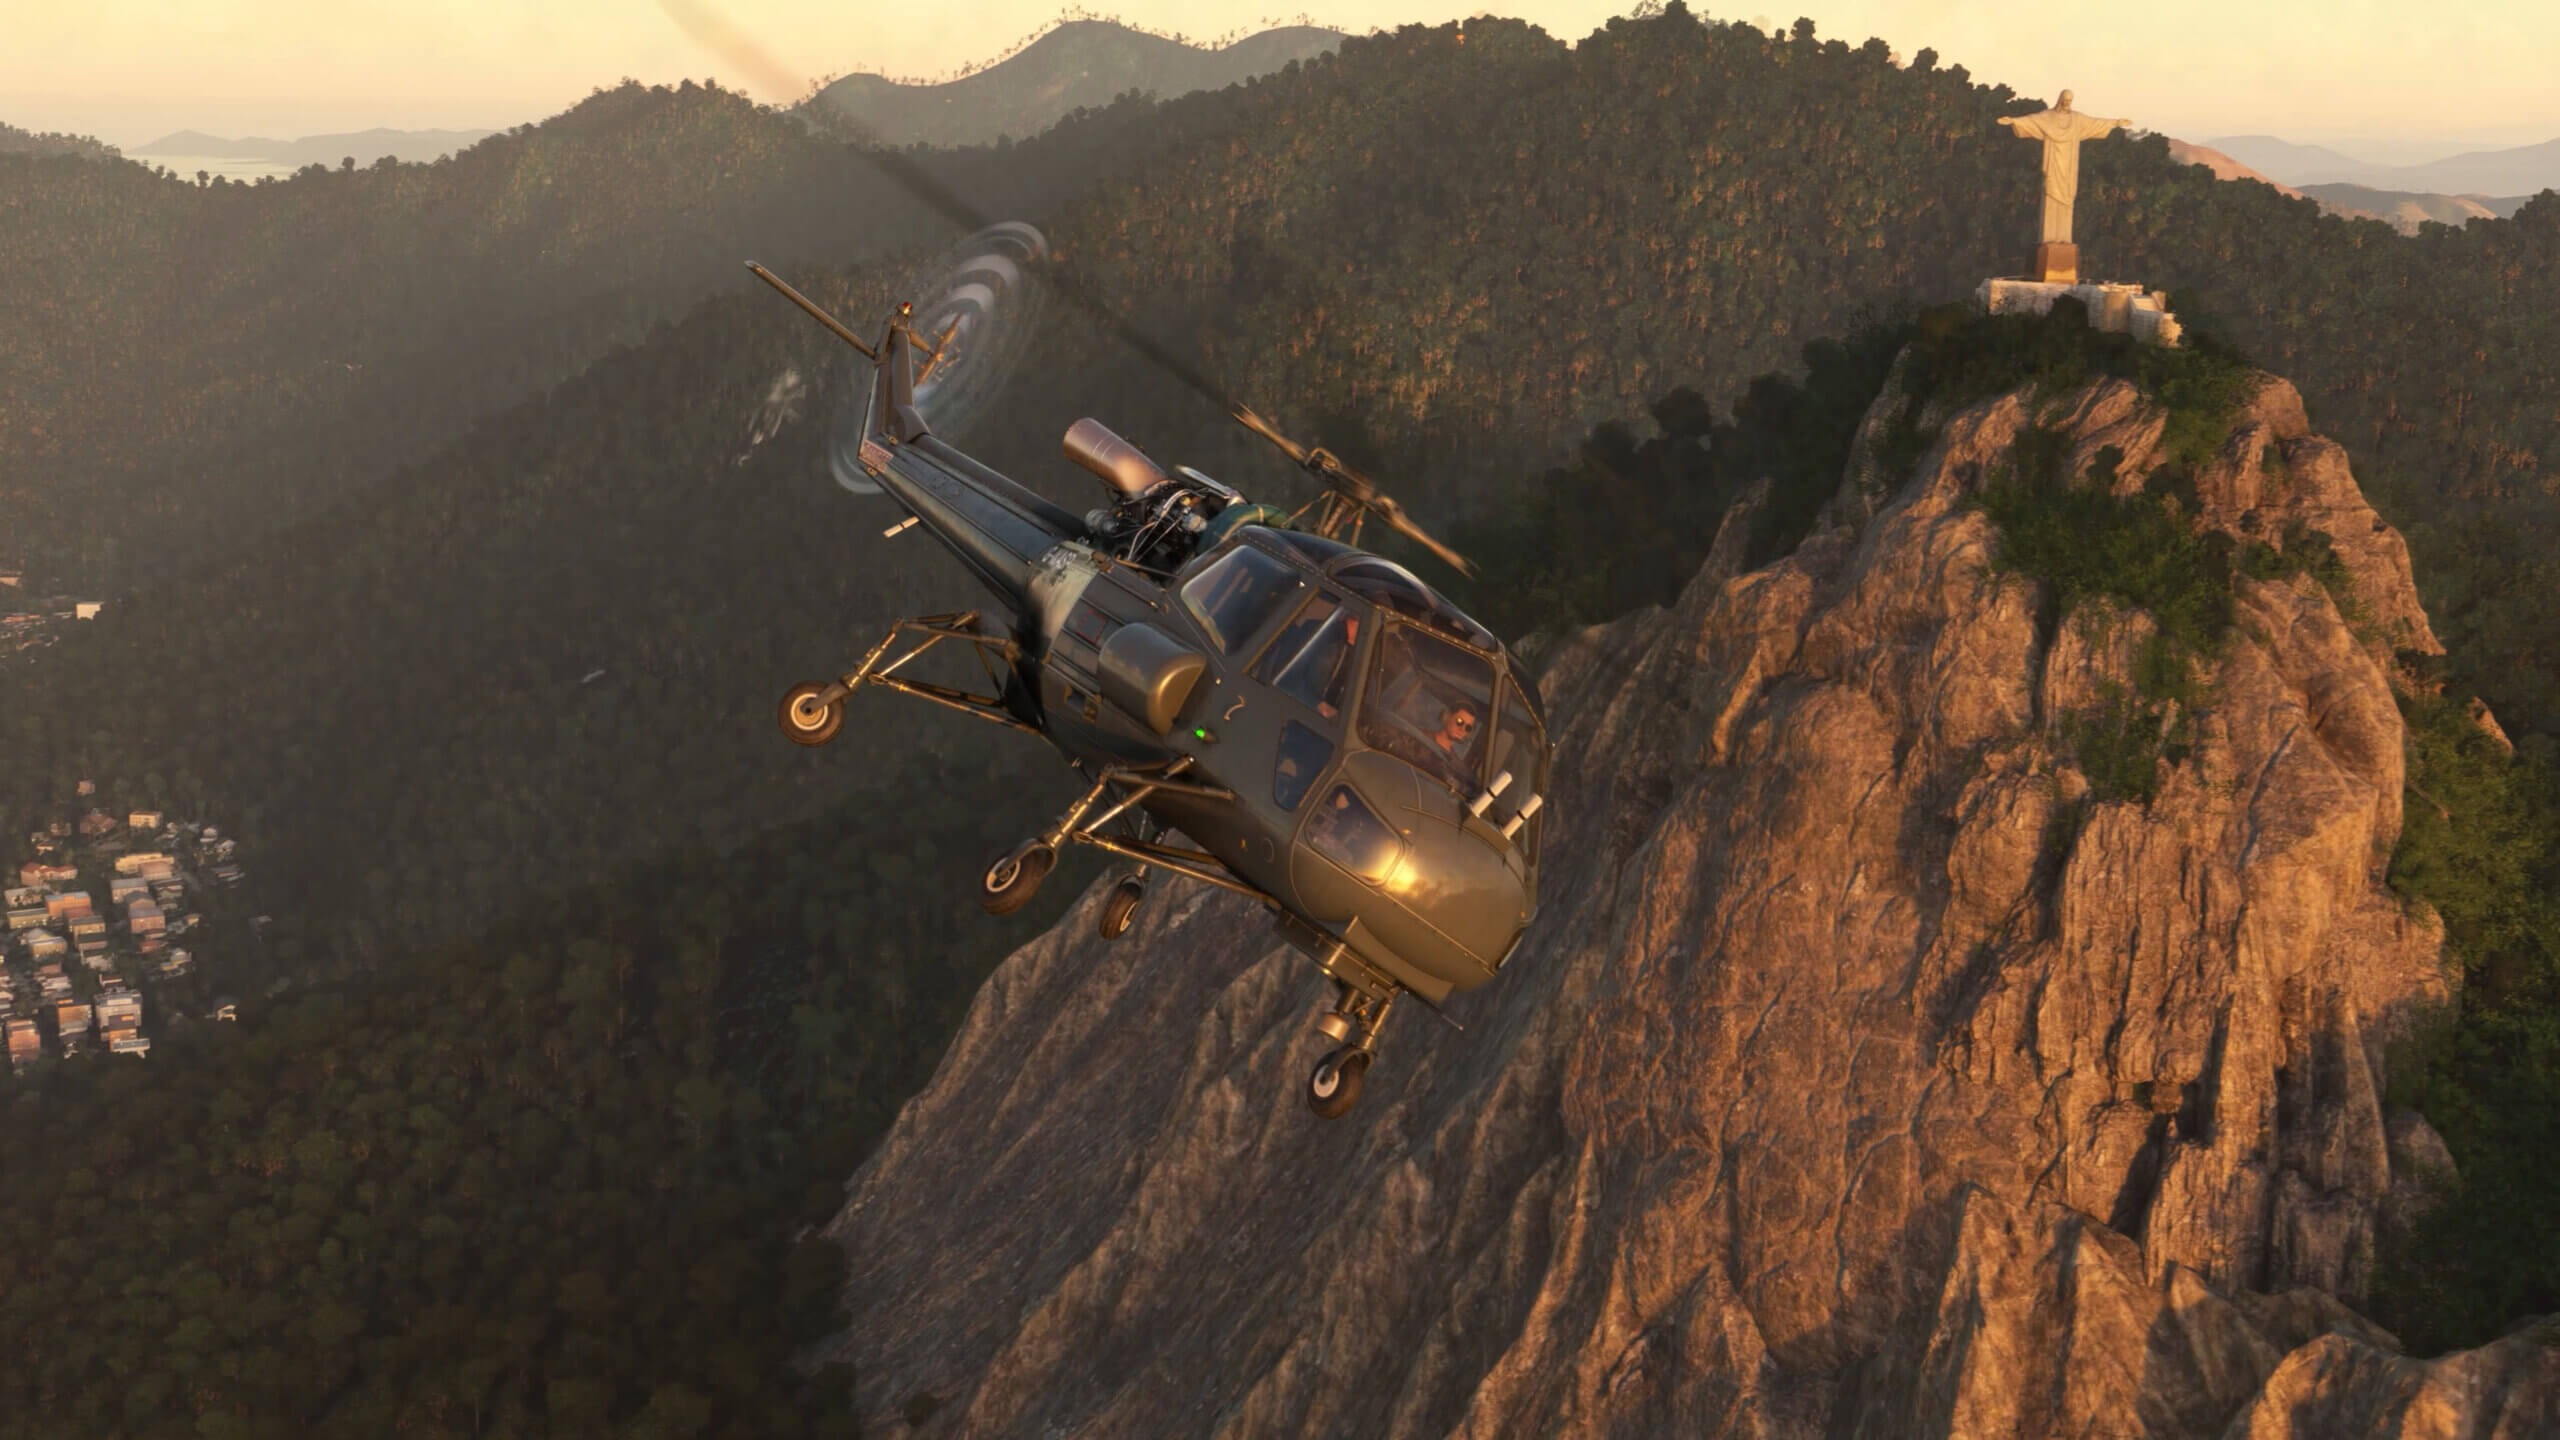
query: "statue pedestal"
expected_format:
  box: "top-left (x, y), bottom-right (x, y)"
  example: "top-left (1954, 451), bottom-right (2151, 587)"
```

top-left (2032, 242), bottom-right (2080, 283)
top-left (1976, 277), bottom-right (2183, 348)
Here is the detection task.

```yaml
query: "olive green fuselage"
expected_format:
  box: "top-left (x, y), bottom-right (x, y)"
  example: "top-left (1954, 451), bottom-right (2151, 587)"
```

top-left (1015, 531), bottom-right (1542, 1004)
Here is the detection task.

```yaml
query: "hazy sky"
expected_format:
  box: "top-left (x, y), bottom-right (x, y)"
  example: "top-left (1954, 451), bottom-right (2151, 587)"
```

top-left (12, 0), bottom-right (2556, 160)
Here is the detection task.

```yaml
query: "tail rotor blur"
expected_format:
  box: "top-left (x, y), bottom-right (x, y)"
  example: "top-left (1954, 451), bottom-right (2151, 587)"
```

top-left (828, 223), bottom-right (1051, 497)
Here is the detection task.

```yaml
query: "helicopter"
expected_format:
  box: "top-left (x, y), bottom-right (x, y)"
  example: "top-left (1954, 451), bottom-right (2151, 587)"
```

top-left (754, 253), bottom-right (1552, 1119)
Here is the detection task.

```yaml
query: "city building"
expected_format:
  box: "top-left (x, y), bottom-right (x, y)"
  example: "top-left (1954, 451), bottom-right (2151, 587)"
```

top-left (5, 1018), bottom-right (37, 1068)
top-left (2, 884), bottom-right (39, 908)
top-left (46, 892), bottom-right (92, 923)
top-left (109, 875), bottom-right (149, 904)
top-left (6, 906), bottom-right (45, 932)
top-left (77, 810), bottom-right (117, 837)
top-left (54, 998), bottom-right (92, 1046)
top-left (127, 899), bottom-right (165, 936)
top-left (26, 929), bottom-right (64, 960)
top-left (127, 810), bottom-right (162, 830)
top-left (114, 852), bottom-right (173, 877)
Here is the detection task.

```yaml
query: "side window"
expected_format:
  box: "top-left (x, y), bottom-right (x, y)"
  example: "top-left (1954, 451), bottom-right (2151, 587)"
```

top-left (1358, 622), bottom-right (1496, 795)
top-left (1271, 720), bottom-right (1333, 811)
top-left (1305, 785), bottom-right (1404, 886)
top-left (1179, 546), bottom-right (1300, 654)
top-left (1252, 594), bottom-right (1362, 719)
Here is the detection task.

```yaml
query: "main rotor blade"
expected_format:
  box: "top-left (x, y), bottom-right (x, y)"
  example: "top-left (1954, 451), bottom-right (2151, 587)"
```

top-left (1367, 493), bottom-right (1477, 578)
top-left (1232, 404), bottom-right (1312, 466)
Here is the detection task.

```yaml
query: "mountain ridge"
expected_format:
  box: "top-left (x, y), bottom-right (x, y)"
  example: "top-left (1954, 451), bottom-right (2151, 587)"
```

top-left (2212, 131), bottom-right (2560, 196)
top-left (808, 19), bottom-right (1343, 147)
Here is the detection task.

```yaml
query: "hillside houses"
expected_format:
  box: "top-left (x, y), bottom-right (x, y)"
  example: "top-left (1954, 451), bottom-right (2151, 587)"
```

top-left (2, 799), bottom-right (257, 1065)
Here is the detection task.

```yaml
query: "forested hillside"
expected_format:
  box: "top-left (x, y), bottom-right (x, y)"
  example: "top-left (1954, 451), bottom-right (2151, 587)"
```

top-left (0, 776), bottom-right (1081, 1440)
top-left (0, 121), bottom-right (120, 160)
top-left (0, 79), bottom-right (1201, 581)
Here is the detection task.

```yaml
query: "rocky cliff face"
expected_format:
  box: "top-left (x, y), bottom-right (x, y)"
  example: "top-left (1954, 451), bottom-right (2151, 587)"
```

top-left (816, 371), bottom-right (2560, 1437)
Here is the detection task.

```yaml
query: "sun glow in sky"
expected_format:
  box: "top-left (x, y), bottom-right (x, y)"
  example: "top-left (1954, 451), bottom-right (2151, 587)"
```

top-left (12, 0), bottom-right (2556, 158)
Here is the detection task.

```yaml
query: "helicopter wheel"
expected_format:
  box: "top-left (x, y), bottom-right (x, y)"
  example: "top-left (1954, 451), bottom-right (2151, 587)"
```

top-left (779, 683), bottom-right (845, 747)
top-left (980, 843), bottom-right (1055, 915)
top-left (1306, 1047), bottom-right (1371, 1119)
top-left (1098, 878), bottom-right (1146, 939)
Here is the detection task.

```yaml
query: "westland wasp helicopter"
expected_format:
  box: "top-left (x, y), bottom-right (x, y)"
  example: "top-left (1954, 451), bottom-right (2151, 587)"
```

top-left (754, 244), bottom-right (1551, 1118)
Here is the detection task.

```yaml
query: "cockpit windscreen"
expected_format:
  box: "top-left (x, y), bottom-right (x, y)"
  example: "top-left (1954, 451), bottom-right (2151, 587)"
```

top-left (1360, 622), bottom-right (1496, 794)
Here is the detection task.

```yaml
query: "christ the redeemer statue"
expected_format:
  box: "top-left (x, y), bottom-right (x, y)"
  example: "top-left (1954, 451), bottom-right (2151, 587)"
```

top-left (1997, 90), bottom-right (2129, 282)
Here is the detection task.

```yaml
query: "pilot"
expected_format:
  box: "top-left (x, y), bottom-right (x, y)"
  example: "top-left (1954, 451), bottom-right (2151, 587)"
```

top-left (1431, 703), bottom-right (1479, 756)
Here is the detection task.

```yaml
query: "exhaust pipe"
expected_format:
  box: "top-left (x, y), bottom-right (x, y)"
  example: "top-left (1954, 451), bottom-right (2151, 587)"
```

top-left (1064, 418), bottom-right (1168, 498)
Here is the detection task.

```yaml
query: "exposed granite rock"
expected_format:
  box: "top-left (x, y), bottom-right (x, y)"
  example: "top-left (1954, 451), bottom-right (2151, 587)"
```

top-left (817, 370), bottom-right (2549, 1436)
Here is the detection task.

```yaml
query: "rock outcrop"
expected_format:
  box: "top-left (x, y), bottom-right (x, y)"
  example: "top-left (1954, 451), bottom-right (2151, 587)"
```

top-left (816, 371), bottom-right (2557, 1437)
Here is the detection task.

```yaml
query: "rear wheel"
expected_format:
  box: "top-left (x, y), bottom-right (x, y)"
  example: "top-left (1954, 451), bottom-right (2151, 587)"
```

top-left (1306, 1047), bottom-right (1370, 1119)
top-left (980, 843), bottom-right (1054, 915)
top-left (1098, 878), bottom-right (1145, 939)
top-left (779, 683), bottom-right (844, 747)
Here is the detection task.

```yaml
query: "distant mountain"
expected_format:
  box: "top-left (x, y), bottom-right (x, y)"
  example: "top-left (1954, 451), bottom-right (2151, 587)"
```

top-left (2162, 137), bottom-right (2304, 198)
top-left (2208, 133), bottom-right (2382, 185)
top-left (0, 119), bottom-right (119, 160)
top-left (2381, 136), bottom-right (2560, 197)
top-left (131, 125), bottom-right (495, 165)
top-left (809, 20), bottom-right (1342, 146)
top-left (2298, 181), bottom-right (2534, 234)
top-left (2213, 131), bottom-right (2560, 196)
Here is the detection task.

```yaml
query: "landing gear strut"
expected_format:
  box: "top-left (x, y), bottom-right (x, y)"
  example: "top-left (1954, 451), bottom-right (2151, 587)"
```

top-left (1305, 981), bottom-right (1396, 1118)
top-left (976, 757), bottom-right (1267, 921)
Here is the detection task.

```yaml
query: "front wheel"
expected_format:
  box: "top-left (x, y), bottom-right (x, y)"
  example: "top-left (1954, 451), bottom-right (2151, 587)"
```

top-left (779, 683), bottom-right (844, 747)
top-left (1306, 1047), bottom-right (1370, 1119)
top-left (980, 843), bottom-right (1055, 915)
top-left (1098, 878), bottom-right (1145, 939)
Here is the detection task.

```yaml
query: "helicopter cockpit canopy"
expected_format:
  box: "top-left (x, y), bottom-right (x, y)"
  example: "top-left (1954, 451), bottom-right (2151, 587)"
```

top-left (1177, 528), bottom-right (1549, 857)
